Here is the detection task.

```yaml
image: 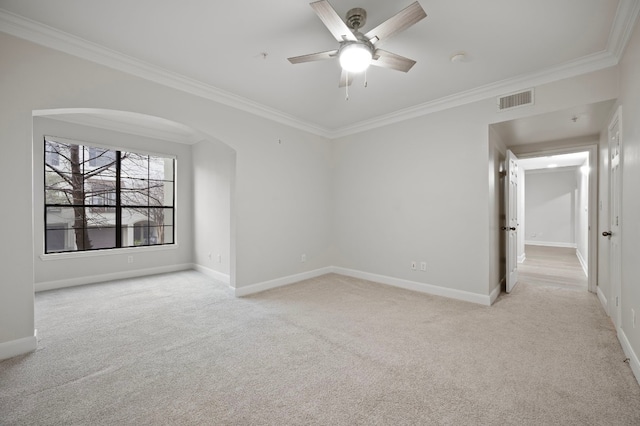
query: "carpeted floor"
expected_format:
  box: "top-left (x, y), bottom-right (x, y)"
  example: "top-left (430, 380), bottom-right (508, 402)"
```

top-left (1, 271), bottom-right (639, 425)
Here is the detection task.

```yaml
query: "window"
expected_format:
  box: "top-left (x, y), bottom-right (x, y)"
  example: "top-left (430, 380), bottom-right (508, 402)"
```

top-left (45, 149), bottom-right (59, 166)
top-left (88, 147), bottom-right (117, 167)
top-left (44, 137), bottom-right (175, 253)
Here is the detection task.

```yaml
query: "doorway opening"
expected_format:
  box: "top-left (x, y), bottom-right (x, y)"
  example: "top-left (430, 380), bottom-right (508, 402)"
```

top-left (491, 100), bottom-right (615, 295)
top-left (509, 147), bottom-right (597, 293)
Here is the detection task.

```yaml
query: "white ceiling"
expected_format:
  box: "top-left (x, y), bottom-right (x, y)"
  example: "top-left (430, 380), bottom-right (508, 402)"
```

top-left (0, 0), bottom-right (637, 138)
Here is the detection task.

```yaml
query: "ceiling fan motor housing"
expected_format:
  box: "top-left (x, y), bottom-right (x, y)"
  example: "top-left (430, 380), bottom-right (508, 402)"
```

top-left (346, 7), bottom-right (367, 30)
top-left (339, 30), bottom-right (374, 54)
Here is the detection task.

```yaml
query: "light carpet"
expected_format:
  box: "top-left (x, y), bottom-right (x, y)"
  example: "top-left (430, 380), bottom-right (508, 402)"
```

top-left (1, 271), bottom-right (639, 425)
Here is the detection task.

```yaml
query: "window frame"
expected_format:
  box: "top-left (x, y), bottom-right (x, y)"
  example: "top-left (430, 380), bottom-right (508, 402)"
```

top-left (43, 136), bottom-right (176, 255)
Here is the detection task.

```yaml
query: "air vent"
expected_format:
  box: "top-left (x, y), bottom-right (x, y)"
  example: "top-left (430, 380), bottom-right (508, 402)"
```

top-left (497, 89), bottom-right (534, 111)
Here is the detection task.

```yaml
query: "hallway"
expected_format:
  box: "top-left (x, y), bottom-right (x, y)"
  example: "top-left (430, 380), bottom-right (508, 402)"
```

top-left (518, 245), bottom-right (588, 290)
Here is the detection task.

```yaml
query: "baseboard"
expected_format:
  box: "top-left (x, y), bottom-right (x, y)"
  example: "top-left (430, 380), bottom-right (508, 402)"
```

top-left (517, 253), bottom-right (526, 264)
top-left (618, 328), bottom-right (640, 387)
top-left (32, 262), bottom-right (501, 308)
top-left (597, 286), bottom-right (608, 314)
top-left (235, 267), bottom-right (334, 297)
top-left (332, 267), bottom-right (491, 306)
top-left (45, 262), bottom-right (493, 306)
top-left (192, 264), bottom-right (231, 285)
top-left (490, 278), bottom-right (505, 305)
top-left (35, 263), bottom-right (193, 292)
top-left (525, 241), bottom-right (577, 249)
top-left (576, 249), bottom-right (589, 277)
top-left (0, 330), bottom-right (37, 360)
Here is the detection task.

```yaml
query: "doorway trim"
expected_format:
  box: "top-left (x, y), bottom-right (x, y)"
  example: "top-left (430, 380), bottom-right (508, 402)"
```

top-left (510, 143), bottom-right (599, 293)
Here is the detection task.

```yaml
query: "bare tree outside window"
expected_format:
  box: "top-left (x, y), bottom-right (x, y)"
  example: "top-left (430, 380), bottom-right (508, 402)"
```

top-left (44, 137), bottom-right (175, 253)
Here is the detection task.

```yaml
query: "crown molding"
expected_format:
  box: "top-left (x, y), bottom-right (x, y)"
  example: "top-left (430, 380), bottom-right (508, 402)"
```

top-left (330, 0), bottom-right (639, 139)
top-left (0, 8), bottom-right (332, 138)
top-left (607, 0), bottom-right (640, 58)
top-left (1, 2), bottom-right (637, 140)
top-left (328, 50), bottom-right (619, 139)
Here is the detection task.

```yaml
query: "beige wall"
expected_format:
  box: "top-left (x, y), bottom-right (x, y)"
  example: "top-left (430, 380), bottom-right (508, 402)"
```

top-left (0, 27), bottom-right (625, 358)
top-left (192, 139), bottom-right (235, 283)
top-left (0, 33), bottom-right (333, 354)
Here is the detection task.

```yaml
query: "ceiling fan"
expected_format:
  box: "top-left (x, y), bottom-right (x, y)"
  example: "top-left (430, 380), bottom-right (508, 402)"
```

top-left (288, 1), bottom-right (427, 87)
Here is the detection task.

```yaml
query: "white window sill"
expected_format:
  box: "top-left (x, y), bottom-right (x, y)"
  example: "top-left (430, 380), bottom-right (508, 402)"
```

top-left (39, 244), bottom-right (178, 261)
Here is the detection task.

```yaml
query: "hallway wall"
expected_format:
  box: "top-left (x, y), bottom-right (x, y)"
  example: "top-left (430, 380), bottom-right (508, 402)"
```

top-left (524, 168), bottom-right (578, 247)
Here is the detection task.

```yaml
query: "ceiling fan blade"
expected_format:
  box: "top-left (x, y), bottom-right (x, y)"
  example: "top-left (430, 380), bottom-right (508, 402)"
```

top-left (310, 0), bottom-right (357, 42)
top-left (371, 49), bottom-right (417, 72)
top-left (288, 49), bottom-right (338, 64)
top-left (365, 2), bottom-right (426, 44)
top-left (339, 69), bottom-right (354, 87)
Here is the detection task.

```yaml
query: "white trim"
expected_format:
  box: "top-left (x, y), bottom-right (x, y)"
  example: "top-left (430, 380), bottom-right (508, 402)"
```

top-left (234, 267), bottom-right (333, 297)
top-left (35, 263), bottom-right (192, 292)
top-left (39, 243), bottom-right (178, 261)
top-left (329, 51), bottom-right (617, 138)
top-left (517, 253), bottom-right (526, 263)
top-left (597, 286), bottom-right (608, 314)
top-left (490, 280), bottom-right (503, 305)
top-left (0, 6), bottom-right (631, 139)
top-left (516, 144), bottom-right (599, 293)
top-left (607, 0), bottom-right (640, 58)
top-left (192, 264), bottom-right (231, 286)
top-left (0, 9), bottom-right (329, 138)
top-left (524, 241), bottom-right (577, 249)
top-left (35, 263), bottom-right (494, 305)
top-left (0, 331), bottom-right (37, 360)
top-left (618, 328), bottom-right (640, 387)
top-left (576, 249), bottom-right (589, 277)
top-left (332, 267), bottom-right (491, 306)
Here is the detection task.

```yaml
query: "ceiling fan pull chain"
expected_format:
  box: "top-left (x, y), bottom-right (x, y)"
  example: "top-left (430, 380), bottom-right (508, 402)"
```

top-left (345, 71), bottom-right (350, 100)
top-left (364, 70), bottom-right (368, 88)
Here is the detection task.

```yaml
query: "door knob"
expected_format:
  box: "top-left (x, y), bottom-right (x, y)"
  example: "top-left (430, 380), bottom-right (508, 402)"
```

top-left (602, 231), bottom-right (612, 237)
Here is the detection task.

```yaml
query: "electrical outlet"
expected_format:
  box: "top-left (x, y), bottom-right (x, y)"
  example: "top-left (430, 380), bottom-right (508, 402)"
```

top-left (420, 262), bottom-right (427, 271)
top-left (301, 254), bottom-right (306, 263)
top-left (217, 254), bottom-right (222, 263)
top-left (127, 256), bottom-right (133, 264)
top-left (411, 261), bottom-right (417, 270)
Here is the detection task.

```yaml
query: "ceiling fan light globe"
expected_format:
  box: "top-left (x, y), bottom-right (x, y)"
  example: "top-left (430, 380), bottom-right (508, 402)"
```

top-left (339, 44), bottom-right (372, 73)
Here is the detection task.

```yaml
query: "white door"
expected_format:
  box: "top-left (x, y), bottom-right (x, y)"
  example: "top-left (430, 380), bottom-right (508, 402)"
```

top-left (505, 150), bottom-right (519, 293)
top-left (607, 108), bottom-right (622, 328)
